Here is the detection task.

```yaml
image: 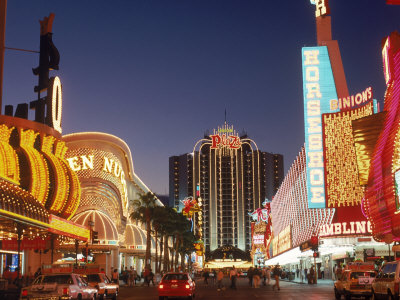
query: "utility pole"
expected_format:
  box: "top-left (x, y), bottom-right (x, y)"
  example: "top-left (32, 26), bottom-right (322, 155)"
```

top-left (0, 0), bottom-right (7, 115)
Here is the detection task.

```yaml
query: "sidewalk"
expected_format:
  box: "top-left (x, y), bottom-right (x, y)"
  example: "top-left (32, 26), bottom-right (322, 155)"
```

top-left (282, 276), bottom-right (334, 286)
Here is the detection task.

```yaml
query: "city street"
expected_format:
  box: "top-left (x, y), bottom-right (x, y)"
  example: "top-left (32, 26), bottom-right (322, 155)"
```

top-left (118, 277), bottom-right (336, 299)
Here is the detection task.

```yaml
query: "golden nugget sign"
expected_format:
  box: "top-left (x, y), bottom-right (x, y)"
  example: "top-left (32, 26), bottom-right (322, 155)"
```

top-left (66, 154), bottom-right (128, 208)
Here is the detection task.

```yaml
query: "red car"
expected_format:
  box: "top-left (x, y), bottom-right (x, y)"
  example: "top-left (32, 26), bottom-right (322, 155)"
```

top-left (158, 272), bottom-right (195, 300)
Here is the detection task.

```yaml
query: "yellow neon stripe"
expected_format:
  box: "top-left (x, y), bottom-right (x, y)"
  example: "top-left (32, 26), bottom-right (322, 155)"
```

top-left (0, 209), bottom-right (49, 228)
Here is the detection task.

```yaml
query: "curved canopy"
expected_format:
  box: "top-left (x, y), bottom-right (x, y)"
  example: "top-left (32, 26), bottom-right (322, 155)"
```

top-left (71, 210), bottom-right (118, 242)
top-left (125, 223), bottom-right (155, 250)
top-left (208, 245), bottom-right (251, 261)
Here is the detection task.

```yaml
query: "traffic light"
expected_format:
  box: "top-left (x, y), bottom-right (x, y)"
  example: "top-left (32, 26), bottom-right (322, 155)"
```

top-left (92, 231), bottom-right (99, 244)
top-left (313, 251), bottom-right (319, 258)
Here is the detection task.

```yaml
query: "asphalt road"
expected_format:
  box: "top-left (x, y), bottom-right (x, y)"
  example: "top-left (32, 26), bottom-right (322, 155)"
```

top-left (118, 277), bottom-right (338, 300)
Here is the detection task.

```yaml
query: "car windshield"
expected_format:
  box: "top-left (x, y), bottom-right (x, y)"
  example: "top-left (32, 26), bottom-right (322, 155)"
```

top-left (86, 274), bottom-right (101, 282)
top-left (350, 272), bottom-right (375, 279)
top-left (42, 275), bottom-right (73, 284)
top-left (382, 263), bottom-right (397, 277)
top-left (163, 274), bottom-right (188, 281)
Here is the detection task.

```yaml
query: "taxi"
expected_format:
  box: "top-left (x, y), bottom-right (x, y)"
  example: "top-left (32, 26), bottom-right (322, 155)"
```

top-left (20, 273), bottom-right (98, 300)
top-left (82, 272), bottom-right (118, 300)
top-left (334, 262), bottom-right (376, 300)
top-left (158, 272), bottom-right (195, 300)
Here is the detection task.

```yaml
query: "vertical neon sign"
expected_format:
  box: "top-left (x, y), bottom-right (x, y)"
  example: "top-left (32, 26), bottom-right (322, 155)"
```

top-left (302, 46), bottom-right (339, 208)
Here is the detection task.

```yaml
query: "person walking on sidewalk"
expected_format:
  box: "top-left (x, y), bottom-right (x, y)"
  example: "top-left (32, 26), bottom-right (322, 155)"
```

top-left (229, 266), bottom-right (238, 289)
top-left (272, 264), bottom-right (281, 291)
top-left (217, 269), bottom-right (224, 291)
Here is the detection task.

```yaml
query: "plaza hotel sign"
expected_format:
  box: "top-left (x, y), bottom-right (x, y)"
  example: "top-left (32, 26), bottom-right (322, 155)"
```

top-left (210, 127), bottom-right (241, 150)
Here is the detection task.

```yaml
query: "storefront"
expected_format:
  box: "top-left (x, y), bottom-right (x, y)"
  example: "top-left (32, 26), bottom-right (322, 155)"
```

top-left (62, 132), bottom-right (162, 277)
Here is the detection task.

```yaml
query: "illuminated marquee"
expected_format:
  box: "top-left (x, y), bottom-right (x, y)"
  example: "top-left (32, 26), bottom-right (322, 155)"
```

top-left (302, 46), bottom-right (339, 208)
top-left (66, 153), bottom-right (128, 210)
top-left (253, 234), bottom-right (264, 245)
top-left (209, 123), bottom-right (241, 150)
top-left (272, 225), bottom-right (292, 256)
top-left (323, 101), bottom-right (375, 208)
top-left (319, 221), bottom-right (372, 237)
top-left (49, 214), bottom-right (90, 241)
top-left (364, 32), bottom-right (400, 241)
top-left (330, 87), bottom-right (373, 111)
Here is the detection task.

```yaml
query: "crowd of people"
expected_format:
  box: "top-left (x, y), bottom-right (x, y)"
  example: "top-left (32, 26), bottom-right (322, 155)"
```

top-left (200, 264), bottom-right (282, 291)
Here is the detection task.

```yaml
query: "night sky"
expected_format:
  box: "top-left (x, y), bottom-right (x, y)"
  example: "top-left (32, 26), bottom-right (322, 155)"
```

top-left (3, 1), bottom-right (400, 195)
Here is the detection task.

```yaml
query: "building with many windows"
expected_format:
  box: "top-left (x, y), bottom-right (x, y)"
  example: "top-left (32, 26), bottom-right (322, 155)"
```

top-left (169, 122), bottom-right (283, 253)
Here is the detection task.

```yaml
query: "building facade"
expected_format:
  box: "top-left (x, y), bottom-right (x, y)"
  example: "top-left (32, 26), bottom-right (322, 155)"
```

top-left (169, 122), bottom-right (283, 253)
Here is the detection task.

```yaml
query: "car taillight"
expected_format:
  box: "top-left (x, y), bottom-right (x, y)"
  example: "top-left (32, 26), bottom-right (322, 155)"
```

top-left (22, 289), bottom-right (28, 297)
top-left (159, 284), bottom-right (164, 289)
top-left (62, 287), bottom-right (69, 295)
top-left (395, 282), bottom-right (399, 293)
top-left (185, 284), bottom-right (190, 289)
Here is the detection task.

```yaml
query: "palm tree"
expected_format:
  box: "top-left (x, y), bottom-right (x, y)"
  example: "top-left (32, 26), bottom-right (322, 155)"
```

top-left (130, 192), bottom-right (158, 268)
top-left (152, 206), bottom-right (169, 273)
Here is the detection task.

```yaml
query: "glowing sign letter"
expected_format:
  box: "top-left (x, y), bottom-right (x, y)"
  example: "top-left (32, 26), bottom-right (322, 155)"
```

top-left (303, 50), bottom-right (320, 65)
top-left (210, 135), bottom-right (221, 149)
top-left (46, 76), bottom-right (62, 134)
top-left (306, 83), bottom-right (322, 99)
top-left (315, 0), bottom-right (330, 18)
top-left (382, 37), bottom-right (392, 85)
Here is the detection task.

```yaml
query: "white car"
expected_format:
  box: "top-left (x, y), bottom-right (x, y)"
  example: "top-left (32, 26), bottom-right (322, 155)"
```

top-left (371, 261), bottom-right (400, 299)
top-left (20, 273), bottom-right (98, 300)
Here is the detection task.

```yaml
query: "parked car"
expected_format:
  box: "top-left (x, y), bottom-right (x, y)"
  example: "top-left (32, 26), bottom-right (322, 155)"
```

top-left (371, 261), bottom-right (400, 299)
top-left (334, 269), bottom-right (376, 299)
top-left (82, 273), bottom-right (118, 300)
top-left (20, 273), bottom-right (98, 300)
top-left (158, 272), bottom-right (195, 300)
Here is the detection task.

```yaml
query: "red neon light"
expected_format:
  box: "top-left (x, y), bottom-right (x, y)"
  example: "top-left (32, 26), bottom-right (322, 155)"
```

top-left (365, 32), bottom-right (400, 242)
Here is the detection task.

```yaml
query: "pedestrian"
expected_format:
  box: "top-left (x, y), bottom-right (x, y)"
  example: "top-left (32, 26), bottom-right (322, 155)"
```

top-left (309, 265), bottom-right (315, 284)
top-left (296, 267), bottom-right (300, 278)
top-left (131, 267), bottom-right (137, 286)
top-left (112, 268), bottom-right (119, 284)
top-left (211, 269), bottom-right (216, 286)
top-left (148, 268), bottom-right (155, 286)
top-left (266, 267), bottom-right (271, 285)
top-left (262, 267), bottom-right (267, 286)
top-left (272, 264), bottom-right (281, 291)
top-left (202, 269), bottom-right (209, 285)
top-left (333, 264), bottom-right (337, 280)
top-left (143, 267), bottom-right (150, 286)
top-left (229, 266), bottom-right (238, 289)
top-left (217, 269), bottom-right (224, 291)
top-left (320, 265), bottom-right (325, 279)
top-left (247, 267), bottom-right (253, 287)
top-left (253, 266), bottom-right (260, 288)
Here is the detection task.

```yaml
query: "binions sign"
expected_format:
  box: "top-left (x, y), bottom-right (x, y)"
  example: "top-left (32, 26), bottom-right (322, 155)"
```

top-left (319, 221), bottom-right (372, 237)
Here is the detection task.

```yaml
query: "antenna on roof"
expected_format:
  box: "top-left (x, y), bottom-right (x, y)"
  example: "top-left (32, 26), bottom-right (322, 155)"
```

top-left (224, 108), bottom-right (227, 124)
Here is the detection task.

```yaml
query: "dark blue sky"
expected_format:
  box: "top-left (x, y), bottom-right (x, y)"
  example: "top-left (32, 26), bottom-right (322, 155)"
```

top-left (3, 1), bottom-right (400, 195)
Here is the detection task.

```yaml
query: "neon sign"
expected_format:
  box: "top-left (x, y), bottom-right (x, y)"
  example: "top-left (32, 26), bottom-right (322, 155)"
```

top-left (311, 0), bottom-right (330, 17)
top-left (319, 221), bottom-right (372, 237)
top-left (66, 154), bottom-right (128, 209)
top-left (302, 46), bottom-right (339, 208)
top-left (210, 134), bottom-right (241, 149)
top-left (330, 87), bottom-right (373, 111)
